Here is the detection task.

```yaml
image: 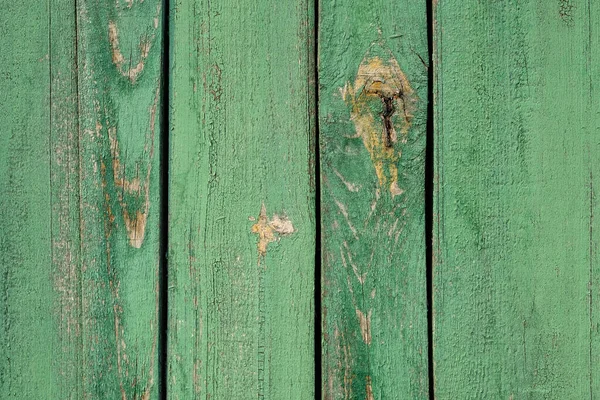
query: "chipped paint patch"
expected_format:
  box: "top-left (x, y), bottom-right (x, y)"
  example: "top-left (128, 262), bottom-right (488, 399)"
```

top-left (106, 87), bottom-right (159, 248)
top-left (108, 21), bottom-right (153, 83)
top-left (123, 210), bottom-right (148, 249)
top-left (343, 45), bottom-right (417, 198)
top-left (251, 203), bottom-right (295, 258)
top-left (356, 308), bottom-right (372, 345)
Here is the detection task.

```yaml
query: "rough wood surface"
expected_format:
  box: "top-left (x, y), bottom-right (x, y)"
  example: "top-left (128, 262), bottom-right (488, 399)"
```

top-left (433, 1), bottom-right (600, 398)
top-left (167, 0), bottom-right (316, 398)
top-left (0, 1), bottom-right (163, 398)
top-left (318, 1), bottom-right (430, 398)
top-left (1, 1), bottom-right (60, 397)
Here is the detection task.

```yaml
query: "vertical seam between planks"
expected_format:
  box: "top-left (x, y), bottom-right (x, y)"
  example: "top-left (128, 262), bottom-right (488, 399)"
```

top-left (313, 0), bottom-right (322, 397)
top-left (48, 0), bottom-right (53, 330)
top-left (590, 169), bottom-right (594, 400)
top-left (588, 3), bottom-right (594, 400)
top-left (158, 0), bottom-right (170, 398)
top-left (73, 0), bottom-right (86, 395)
top-left (425, 0), bottom-right (435, 399)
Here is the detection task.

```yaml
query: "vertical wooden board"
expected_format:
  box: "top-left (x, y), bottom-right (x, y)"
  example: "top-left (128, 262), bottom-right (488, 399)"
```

top-left (0, 1), bottom-right (56, 397)
top-left (318, 1), bottom-right (429, 398)
top-left (168, 0), bottom-right (315, 399)
top-left (1, 0), bottom-right (163, 398)
top-left (76, 0), bottom-right (163, 397)
top-left (1, 1), bottom-right (88, 397)
top-left (433, 1), bottom-right (600, 398)
top-left (50, 0), bottom-right (84, 397)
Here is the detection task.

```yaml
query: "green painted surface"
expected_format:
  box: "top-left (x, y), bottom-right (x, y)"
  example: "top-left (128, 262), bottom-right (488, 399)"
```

top-left (76, 1), bottom-right (163, 397)
top-left (318, 1), bottom-right (429, 398)
top-left (1, 0), bottom-right (163, 398)
top-left (433, 1), bottom-right (600, 398)
top-left (167, 0), bottom-right (315, 399)
top-left (1, 1), bottom-right (57, 397)
top-left (9, 1), bottom-right (600, 398)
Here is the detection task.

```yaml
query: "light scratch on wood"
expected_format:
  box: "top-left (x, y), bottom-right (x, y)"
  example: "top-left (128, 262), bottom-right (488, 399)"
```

top-left (342, 242), bottom-right (367, 284)
top-left (332, 167), bottom-right (361, 192)
top-left (334, 199), bottom-right (359, 240)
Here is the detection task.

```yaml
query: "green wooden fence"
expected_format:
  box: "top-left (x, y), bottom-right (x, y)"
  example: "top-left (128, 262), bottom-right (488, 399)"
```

top-left (1, 0), bottom-right (598, 398)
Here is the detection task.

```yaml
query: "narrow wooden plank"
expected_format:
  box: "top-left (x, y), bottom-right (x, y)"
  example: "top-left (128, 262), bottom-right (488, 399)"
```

top-left (433, 1), bottom-right (600, 397)
top-left (50, 0), bottom-right (84, 397)
top-left (318, 1), bottom-right (430, 398)
top-left (75, 0), bottom-right (163, 397)
top-left (1, 1), bottom-right (57, 397)
top-left (1, 0), bottom-right (163, 397)
top-left (168, 0), bottom-right (315, 399)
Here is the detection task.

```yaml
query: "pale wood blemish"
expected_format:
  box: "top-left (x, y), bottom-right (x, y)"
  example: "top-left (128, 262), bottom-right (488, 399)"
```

top-left (251, 203), bottom-right (294, 258)
top-left (366, 376), bottom-right (375, 400)
top-left (356, 309), bottom-right (372, 345)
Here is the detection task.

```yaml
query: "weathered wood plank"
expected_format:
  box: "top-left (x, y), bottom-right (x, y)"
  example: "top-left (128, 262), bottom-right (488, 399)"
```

top-left (167, 0), bottom-right (315, 399)
top-left (1, 1), bottom-right (163, 397)
top-left (50, 0), bottom-right (84, 397)
top-left (318, 1), bottom-right (430, 398)
top-left (75, 1), bottom-right (163, 397)
top-left (433, 1), bottom-right (600, 397)
top-left (1, 1), bottom-right (58, 397)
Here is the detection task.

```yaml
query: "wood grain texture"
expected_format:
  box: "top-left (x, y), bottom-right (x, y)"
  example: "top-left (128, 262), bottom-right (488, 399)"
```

top-left (1, 1), bottom-right (58, 397)
top-left (1, 0), bottom-right (163, 398)
top-left (318, 1), bottom-right (429, 398)
top-left (76, 1), bottom-right (163, 397)
top-left (433, 1), bottom-right (600, 398)
top-left (167, 0), bottom-right (316, 399)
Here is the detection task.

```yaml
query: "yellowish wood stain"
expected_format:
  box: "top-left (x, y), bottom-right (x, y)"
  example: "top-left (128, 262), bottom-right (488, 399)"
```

top-left (342, 50), bottom-right (416, 198)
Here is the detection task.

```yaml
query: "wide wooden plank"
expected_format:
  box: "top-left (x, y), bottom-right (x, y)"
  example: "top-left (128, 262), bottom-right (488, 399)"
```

top-left (168, 0), bottom-right (315, 398)
top-left (318, 1), bottom-right (430, 398)
top-left (1, 0), bottom-right (163, 398)
top-left (433, 1), bottom-right (600, 397)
